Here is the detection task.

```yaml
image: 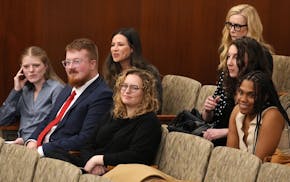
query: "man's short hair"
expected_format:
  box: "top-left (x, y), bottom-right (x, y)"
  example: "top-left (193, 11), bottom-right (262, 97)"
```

top-left (66, 38), bottom-right (98, 61)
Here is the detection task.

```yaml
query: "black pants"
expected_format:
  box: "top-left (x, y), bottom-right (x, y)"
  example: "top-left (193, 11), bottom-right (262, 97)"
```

top-left (44, 147), bottom-right (85, 167)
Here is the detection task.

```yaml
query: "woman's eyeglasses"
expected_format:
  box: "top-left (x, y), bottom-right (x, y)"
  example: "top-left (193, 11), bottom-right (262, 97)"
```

top-left (225, 22), bottom-right (247, 31)
top-left (120, 84), bottom-right (141, 93)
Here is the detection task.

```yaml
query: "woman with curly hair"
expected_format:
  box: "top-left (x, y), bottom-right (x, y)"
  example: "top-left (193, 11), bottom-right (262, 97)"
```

top-left (80, 68), bottom-right (161, 175)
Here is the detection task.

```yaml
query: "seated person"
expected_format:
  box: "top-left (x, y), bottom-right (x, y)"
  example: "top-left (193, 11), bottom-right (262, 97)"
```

top-left (25, 38), bottom-right (113, 158)
top-left (218, 4), bottom-right (274, 75)
top-left (71, 68), bottom-right (161, 175)
top-left (202, 36), bottom-right (271, 146)
top-left (227, 71), bottom-right (290, 160)
top-left (0, 46), bottom-right (64, 145)
top-left (102, 28), bottom-right (163, 111)
top-left (203, 4), bottom-right (274, 146)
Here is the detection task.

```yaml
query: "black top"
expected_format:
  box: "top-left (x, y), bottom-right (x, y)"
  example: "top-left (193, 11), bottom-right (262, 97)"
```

top-left (211, 72), bottom-right (235, 146)
top-left (81, 111), bottom-right (162, 166)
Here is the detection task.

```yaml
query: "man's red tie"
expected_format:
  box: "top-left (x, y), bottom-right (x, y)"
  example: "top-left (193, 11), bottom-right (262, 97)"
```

top-left (37, 90), bottom-right (76, 147)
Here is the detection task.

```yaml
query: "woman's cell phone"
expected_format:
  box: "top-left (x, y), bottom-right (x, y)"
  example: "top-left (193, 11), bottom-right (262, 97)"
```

top-left (19, 75), bottom-right (26, 80)
top-left (19, 70), bottom-right (26, 80)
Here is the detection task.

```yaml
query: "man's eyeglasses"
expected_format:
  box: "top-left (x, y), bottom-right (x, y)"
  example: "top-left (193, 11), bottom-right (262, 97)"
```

top-left (61, 58), bottom-right (83, 67)
top-left (225, 22), bottom-right (247, 31)
top-left (120, 84), bottom-right (141, 93)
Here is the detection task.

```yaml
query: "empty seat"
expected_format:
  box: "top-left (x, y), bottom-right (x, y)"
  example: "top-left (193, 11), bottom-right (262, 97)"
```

top-left (158, 132), bottom-right (213, 181)
top-left (204, 146), bottom-right (261, 182)
top-left (33, 157), bottom-right (81, 182)
top-left (161, 75), bottom-right (201, 114)
top-left (0, 143), bottom-right (40, 182)
top-left (272, 55), bottom-right (290, 94)
top-left (257, 162), bottom-right (290, 182)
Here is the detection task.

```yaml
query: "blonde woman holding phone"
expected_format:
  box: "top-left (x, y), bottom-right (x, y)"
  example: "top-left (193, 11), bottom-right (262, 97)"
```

top-left (0, 46), bottom-right (64, 145)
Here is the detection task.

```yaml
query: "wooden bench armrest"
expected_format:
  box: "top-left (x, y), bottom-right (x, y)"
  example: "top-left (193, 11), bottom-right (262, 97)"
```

top-left (0, 121), bottom-right (20, 130)
top-left (157, 114), bottom-right (176, 125)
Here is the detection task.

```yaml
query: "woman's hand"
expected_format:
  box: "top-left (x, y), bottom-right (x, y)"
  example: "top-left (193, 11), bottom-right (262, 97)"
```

top-left (14, 67), bottom-right (27, 91)
top-left (84, 155), bottom-right (104, 173)
top-left (203, 96), bottom-right (220, 112)
top-left (13, 137), bottom-right (24, 145)
top-left (26, 141), bottom-right (37, 150)
top-left (203, 128), bottom-right (228, 141)
top-left (91, 165), bottom-right (107, 175)
top-left (202, 96), bottom-right (220, 121)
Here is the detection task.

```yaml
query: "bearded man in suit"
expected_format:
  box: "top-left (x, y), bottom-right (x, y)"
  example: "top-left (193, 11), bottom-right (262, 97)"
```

top-left (26, 38), bottom-right (113, 159)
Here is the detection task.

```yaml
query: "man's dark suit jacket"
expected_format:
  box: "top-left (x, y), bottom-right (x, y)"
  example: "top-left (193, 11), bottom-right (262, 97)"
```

top-left (29, 76), bottom-right (113, 155)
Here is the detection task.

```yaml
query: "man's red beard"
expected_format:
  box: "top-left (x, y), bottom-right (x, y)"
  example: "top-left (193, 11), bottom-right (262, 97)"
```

top-left (68, 71), bottom-right (91, 88)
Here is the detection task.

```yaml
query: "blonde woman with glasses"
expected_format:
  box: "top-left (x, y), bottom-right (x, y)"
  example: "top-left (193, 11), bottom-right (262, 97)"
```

top-left (219, 4), bottom-right (274, 72)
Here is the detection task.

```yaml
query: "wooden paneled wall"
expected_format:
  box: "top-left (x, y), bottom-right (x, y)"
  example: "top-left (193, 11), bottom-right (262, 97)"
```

top-left (1, 0), bottom-right (290, 102)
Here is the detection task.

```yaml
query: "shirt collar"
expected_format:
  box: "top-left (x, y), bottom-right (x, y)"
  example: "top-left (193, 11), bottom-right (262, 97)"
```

top-left (72, 74), bottom-right (99, 96)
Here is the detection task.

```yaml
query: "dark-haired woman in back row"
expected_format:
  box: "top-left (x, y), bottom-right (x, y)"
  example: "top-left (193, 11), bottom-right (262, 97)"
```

top-left (102, 27), bottom-right (163, 112)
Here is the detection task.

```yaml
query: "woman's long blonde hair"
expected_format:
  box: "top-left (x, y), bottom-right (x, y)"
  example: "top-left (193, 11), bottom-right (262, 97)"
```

top-left (113, 68), bottom-right (159, 118)
top-left (218, 4), bottom-right (274, 71)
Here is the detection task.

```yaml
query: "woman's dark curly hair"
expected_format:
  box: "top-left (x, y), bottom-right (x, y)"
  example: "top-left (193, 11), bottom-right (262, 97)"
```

top-left (223, 36), bottom-right (271, 99)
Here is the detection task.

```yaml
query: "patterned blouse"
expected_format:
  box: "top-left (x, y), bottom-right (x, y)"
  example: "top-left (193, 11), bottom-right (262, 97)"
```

top-left (211, 72), bottom-right (235, 146)
top-left (212, 72), bottom-right (235, 128)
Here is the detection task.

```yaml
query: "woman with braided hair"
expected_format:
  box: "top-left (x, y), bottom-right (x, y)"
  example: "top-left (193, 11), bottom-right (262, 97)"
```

top-left (227, 71), bottom-right (289, 160)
